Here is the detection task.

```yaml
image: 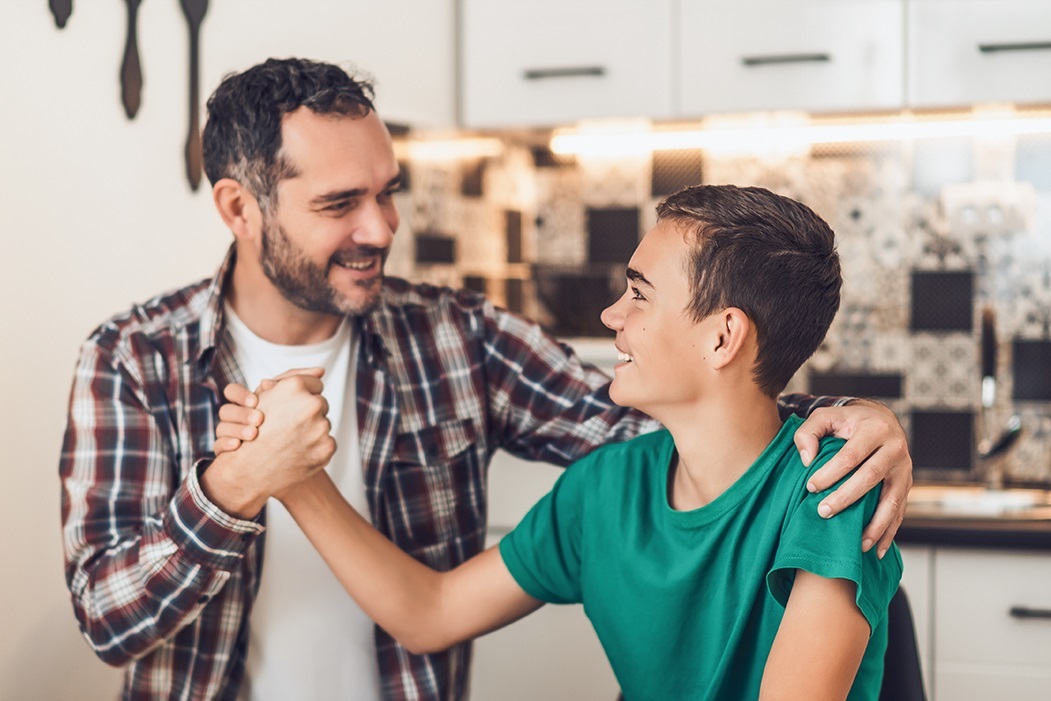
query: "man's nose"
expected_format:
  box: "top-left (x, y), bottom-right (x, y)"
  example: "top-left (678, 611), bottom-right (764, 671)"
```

top-left (356, 201), bottom-right (397, 247)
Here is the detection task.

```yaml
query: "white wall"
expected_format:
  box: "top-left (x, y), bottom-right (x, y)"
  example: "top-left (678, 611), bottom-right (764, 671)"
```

top-left (0, 3), bottom-right (452, 698)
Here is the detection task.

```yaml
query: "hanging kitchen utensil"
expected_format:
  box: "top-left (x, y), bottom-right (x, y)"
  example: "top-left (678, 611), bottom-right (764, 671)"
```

top-left (49, 0), bottom-right (73, 28)
top-left (180, 0), bottom-right (208, 191)
top-left (120, 0), bottom-right (143, 119)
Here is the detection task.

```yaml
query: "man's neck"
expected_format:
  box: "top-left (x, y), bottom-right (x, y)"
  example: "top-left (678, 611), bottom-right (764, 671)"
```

top-left (662, 390), bottom-right (784, 512)
top-left (227, 261), bottom-right (344, 346)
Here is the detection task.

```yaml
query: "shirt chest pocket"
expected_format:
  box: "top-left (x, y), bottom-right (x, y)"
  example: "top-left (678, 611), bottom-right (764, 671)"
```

top-left (388, 418), bottom-right (487, 565)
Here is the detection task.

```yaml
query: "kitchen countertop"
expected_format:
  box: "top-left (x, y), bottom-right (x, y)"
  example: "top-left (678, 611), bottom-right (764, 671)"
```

top-left (898, 485), bottom-right (1051, 551)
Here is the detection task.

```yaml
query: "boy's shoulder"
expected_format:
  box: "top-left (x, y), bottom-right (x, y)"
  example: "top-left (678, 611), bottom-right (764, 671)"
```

top-left (590, 428), bottom-right (671, 462)
top-left (565, 428), bottom-right (673, 481)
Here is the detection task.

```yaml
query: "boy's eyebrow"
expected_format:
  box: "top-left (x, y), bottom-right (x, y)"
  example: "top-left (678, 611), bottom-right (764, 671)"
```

top-left (310, 174), bottom-right (403, 207)
top-left (626, 267), bottom-right (653, 288)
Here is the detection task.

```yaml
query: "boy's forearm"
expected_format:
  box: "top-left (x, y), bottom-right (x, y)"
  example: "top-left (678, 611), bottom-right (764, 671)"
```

top-left (281, 473), bottom-right (450, 652)
top-left (281, 474), bottom-right (541, 654)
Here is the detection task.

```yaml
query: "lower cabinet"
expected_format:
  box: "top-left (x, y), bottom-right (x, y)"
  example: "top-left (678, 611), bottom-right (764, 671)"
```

top-left (901, 545), bottom-right (1051, 701)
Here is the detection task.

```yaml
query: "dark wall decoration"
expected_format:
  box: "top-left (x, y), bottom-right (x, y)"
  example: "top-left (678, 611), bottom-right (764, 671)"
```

top-left (121, 0), bottom-right (143, 119)
top-left (48, 0), bottom-right (72, 28)
top-left (51, 0), bottom-right (209, 191)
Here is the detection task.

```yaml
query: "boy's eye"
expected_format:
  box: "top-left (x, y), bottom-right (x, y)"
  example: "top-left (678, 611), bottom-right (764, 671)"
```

top-left (630, 286), bottom-right (646, 302)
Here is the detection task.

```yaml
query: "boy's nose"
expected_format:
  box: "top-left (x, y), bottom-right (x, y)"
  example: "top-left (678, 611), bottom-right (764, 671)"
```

top-left (600, 298), bottom-right (625, 331)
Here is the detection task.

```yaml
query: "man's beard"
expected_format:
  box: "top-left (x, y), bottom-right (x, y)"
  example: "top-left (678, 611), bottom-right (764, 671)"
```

top-left (259, 218), bottom-right (386, 316)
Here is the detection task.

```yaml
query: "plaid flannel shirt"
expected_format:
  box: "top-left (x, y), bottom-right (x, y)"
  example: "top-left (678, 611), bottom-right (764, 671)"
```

top-left (60, 247), bottom-right (839, 700)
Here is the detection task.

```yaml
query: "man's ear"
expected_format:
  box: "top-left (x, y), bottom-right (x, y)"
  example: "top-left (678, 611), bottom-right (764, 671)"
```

top-left (213, 178), bottom-right (263, 242)
top-left (709, 307), bottom-right (753, 370)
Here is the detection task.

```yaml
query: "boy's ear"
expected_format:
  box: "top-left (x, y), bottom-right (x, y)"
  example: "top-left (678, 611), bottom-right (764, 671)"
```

top-left (708, 307), bottom-right (753, 370)
top-left (213, 177), bottom-right (264, 242)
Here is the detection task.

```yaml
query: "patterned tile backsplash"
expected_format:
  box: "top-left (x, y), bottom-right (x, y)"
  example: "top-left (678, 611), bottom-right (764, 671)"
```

top-left (389, 129), bottom-right (1051, 486)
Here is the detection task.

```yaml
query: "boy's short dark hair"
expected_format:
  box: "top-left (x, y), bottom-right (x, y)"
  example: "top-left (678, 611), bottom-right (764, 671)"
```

top-left (657, 184), bottom-right (841, 398)
top-left (202, 58), bottom-right (376, 213)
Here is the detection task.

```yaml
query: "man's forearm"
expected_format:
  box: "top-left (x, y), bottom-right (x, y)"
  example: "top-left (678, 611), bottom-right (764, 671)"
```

top-left (777, 392), bottom-right (851, 421)
top-left (60, 348), bottom-right (257, 665)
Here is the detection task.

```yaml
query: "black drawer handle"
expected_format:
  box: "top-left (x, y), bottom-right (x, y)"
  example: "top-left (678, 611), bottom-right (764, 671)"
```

top-left (1009, 606), bottom-right (1051, 620)
top-left (741, 53), bottom-right (831, 67)
top-left (523, 66), bottom-right (606, 80)
top-left (979, 41), bottom-right (1051, 54)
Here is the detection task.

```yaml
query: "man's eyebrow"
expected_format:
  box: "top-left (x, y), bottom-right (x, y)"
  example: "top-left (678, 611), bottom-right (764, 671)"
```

top-left (309, 175), bottom-right (403, 207)
top-left (626, 267), bottom-right (653, 288)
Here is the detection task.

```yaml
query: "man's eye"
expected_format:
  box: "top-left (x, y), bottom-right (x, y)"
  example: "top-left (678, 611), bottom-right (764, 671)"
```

top-left (323, 201), bottom-right (353, 213)
top-left (379, 186), bottom-right (404, 202)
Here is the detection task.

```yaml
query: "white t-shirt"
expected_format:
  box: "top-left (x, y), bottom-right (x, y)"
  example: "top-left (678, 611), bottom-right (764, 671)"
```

top-left (225, 305), bottom-right (380, 701)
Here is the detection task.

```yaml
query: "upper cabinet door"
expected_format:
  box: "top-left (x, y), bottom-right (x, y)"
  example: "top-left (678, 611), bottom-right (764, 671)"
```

top-left (909, 0), bottom-right (1051, 108)
top-left (460, 0), bottom-right (674, 128)
top-left (677, 0), bottom-right (905, 116)
top-left (205, 0), bottom-right (457, 128)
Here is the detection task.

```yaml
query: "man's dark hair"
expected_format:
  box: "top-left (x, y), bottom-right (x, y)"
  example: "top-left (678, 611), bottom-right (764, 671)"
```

top-left (202, 57), bottom-right (376, 213)
top-left (657, 184), bottom-right (841, 398)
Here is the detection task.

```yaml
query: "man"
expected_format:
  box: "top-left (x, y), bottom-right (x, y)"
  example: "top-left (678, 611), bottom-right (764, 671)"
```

top-left (59, 57), bottom-right (912, 701)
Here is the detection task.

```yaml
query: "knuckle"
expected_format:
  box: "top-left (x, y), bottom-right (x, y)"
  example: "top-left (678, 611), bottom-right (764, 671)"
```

top-left (835, 447), bottom-right (860, 469)
top-left (855, 461), bottom-right (882, 485)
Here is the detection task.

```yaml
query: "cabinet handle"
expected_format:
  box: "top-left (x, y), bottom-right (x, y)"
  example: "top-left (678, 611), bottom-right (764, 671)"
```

top-left (523, 66), bottom-right (606, 80)
top-left (978, 41), bottom-right (1051, 54)
top-left (1008, 606), bottom-right (1051, 620)
top-left (741, 53), bottom-right (831, 67)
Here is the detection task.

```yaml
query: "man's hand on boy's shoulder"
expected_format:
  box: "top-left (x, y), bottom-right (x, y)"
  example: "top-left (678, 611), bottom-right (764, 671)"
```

top-left (793, 399), bottom-right (912, 560)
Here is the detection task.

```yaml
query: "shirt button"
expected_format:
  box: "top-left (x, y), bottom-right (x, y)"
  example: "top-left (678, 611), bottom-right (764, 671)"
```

top-left (198, 595), bottom-right (210, 604)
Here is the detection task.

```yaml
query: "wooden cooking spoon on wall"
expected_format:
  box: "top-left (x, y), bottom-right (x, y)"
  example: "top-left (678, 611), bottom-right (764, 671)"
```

top-left (180, 0), bottom-right (208, 191)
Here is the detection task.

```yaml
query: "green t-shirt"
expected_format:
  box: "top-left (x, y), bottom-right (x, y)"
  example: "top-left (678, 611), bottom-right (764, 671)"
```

top-left (500, 415), bottom-right (903, 700)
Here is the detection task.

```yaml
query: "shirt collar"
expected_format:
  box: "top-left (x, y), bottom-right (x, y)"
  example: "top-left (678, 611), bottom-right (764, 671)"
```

top-left (193, 244), bottom-right (237, 367)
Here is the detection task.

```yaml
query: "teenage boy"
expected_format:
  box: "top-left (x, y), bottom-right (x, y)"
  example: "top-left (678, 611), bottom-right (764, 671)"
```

top-left (219, 184), bottom-right (902, 700)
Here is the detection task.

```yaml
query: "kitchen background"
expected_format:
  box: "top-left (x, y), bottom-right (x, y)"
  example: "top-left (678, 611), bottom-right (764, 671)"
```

top-left (2, 1), bottom-right (1050, 699)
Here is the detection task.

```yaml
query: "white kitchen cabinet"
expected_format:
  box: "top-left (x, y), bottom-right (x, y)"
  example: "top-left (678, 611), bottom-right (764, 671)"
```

top-left (898, 545), bottom-right (934, 696)
top-left (678, 0), bottom-right (905, 116)
top-left (459, 0), bottom-right (674, 128)
top-left (205, 0), bottom-right (457, 127)
top-left (908, 0), bottom-right (1051, 108)
top-left (931, 548), bottom-right (1051, 700)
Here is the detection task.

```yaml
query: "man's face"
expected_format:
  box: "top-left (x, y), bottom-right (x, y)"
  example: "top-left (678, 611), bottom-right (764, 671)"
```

top-left (261, 109), bottom-right (401, 316)
top-left (599, 219), bottom-right (711, 418)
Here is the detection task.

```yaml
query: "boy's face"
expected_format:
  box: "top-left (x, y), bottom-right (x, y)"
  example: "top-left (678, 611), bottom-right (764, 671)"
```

top-left (600, 219), bottom-right (711, 417)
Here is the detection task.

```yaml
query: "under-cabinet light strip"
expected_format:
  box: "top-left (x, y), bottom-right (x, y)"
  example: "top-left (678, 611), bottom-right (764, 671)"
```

top-left (549, 113), bottom-right (1051, 155)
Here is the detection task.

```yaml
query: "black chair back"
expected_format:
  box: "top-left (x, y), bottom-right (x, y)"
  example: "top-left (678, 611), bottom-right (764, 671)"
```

top-left (879, 586), bottom-right (928, 701)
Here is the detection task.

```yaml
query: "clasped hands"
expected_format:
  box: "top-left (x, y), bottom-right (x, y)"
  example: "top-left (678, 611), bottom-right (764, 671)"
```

top-left (203, 368), bottom-right (334, 519)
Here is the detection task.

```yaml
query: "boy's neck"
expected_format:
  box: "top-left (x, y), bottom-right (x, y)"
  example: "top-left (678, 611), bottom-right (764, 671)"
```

top-left (663, 391), bottom-right (784, 512)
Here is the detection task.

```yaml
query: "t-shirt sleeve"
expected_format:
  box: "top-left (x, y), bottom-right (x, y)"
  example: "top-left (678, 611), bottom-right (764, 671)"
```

top-left (498, 460), bottom-right (588, 605)
top-left (766, 438), bottom-right (903, 634)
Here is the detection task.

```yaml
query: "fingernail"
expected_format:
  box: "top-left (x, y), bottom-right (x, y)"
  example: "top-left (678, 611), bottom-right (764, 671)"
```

top-left (806, 481), bottom-right (816, 493)
top-left (877, 548), bottom-right (887, 560)
top-left (862, 538), bottom-right (873, 552)
top-left (800, 450), bottom-right (812, 465)
top-left (251, 411), bottom-right (262, 424)
top-left (818, 503), bottom-right (833, 519)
